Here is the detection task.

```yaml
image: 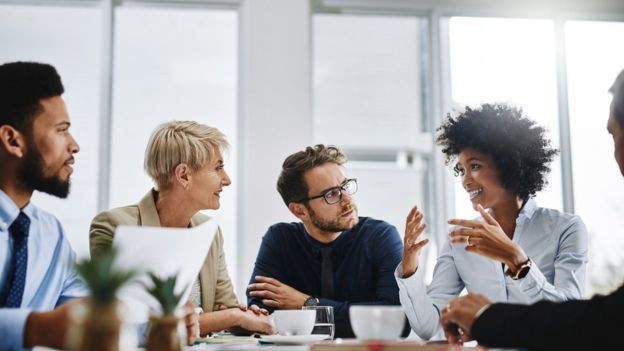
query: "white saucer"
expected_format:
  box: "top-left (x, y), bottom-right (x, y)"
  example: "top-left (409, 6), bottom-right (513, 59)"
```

top-left (259, 334), bottom-right (329, 345)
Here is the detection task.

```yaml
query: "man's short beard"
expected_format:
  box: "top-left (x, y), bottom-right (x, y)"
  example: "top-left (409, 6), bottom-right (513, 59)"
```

top-left (305, 203), bottom-right (357, 233)
top-left (18, 144), bottom-right (70, 198)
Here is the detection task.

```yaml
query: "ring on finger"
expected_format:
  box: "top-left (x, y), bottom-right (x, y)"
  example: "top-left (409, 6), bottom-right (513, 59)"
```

top-left (467, 235), bottom-right (471, 246)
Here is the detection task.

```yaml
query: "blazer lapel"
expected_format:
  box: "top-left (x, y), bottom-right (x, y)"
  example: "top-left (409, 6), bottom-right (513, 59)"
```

top-left (137, 189), bottom-right (161, 227)
top-left (191, 213), bottom-right (217, 311)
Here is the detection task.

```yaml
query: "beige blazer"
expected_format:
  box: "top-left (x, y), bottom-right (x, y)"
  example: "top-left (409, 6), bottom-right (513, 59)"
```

top-left (89, 189), bottom-right (239, 312)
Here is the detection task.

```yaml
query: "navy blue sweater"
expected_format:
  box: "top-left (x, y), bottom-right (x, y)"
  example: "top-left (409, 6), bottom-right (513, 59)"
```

top-left (247, 217), bottom-right (409, 338)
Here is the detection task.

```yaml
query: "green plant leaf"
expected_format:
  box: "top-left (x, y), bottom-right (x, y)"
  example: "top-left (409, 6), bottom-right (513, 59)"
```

top-left (76, 247), bottom-right (136, 305)
top-left (145, 272), bottom-right (184, 315)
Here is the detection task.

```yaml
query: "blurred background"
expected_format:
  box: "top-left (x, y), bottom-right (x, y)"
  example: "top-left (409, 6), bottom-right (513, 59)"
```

top-left (2, 0), bottom-right (624, 302)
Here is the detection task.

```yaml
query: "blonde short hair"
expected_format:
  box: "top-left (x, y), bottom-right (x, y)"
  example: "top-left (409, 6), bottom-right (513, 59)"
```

top-left (144, 121), bottom-right (229, 188)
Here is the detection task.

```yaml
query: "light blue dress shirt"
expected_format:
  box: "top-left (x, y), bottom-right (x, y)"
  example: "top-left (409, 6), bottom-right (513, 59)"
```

top-left (0, 190), bottom-right (87, 350)
top-left (395, 199), bottom-right (588, 340)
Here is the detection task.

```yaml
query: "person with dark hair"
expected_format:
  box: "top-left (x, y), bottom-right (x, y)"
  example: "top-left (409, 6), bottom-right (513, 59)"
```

top-left (0, 61), bottom-right (85, 350)
top-left (439, 70), bottom-right (624, 349)
top-left (246, 144), bottom-right (409, 338)
top-left (0, 62), bottom-right (200, 350)
top-left (395, 103), bottom-right (588, 340)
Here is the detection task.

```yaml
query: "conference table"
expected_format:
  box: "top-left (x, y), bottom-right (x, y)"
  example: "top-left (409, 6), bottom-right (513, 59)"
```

top-left (35, 338), bottom-right (484, 351)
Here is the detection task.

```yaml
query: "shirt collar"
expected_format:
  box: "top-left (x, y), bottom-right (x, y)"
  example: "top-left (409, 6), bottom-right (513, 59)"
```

top-left (302, 221), bottom-right (358, 253)
top-left (303, 228), bottom-right (336, 249)
top-left (517, 197), bottom-right (538, 221)
top-left (0, 189), bottom-right (34, 232)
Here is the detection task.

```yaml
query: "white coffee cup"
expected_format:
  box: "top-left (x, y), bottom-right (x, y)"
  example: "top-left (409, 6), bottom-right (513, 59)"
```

top-left (349, 306), bottom-right (405, 340)
top-left (272, 310), bottom-right (316, 336)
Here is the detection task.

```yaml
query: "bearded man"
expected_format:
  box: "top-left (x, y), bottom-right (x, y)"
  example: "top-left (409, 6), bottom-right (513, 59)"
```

top-left (246, 144), bottom-right (409, 338)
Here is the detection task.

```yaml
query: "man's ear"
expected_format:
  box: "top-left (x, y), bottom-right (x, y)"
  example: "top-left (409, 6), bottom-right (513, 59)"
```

top-left (174, 163), bottom-right (191, 189)
top-left (0, 125), bottom-right (27, 158)
top-left (288, 202), bottom-right (308, 221)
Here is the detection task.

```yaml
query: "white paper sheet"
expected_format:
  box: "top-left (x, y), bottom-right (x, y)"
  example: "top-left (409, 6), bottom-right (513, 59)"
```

top-left (112, 217), bottom-right (219, 323)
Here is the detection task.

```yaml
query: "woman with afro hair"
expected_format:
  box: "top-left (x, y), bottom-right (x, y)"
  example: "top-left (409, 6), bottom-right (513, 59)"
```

top-left (394, 103), bottom-right (588, 340)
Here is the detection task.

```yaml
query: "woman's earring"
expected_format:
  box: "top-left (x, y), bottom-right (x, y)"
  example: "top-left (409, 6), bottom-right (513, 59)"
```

top-left (183, 182), bottom-right (189, 190)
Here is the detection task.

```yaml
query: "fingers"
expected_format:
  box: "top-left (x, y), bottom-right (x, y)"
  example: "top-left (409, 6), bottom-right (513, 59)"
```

top-left (448, 227), bottom-right (480, 238)
top-left (254, 276), bottom-right (280, 286)
top-left (183, 301), bottom-right (195, 314)
top-left (249, 304), bottom-right (269, 316)
top-left (256, 319), bottom-right (276, 335)
top-left (405, 208), bottom-right (427, 248)
top-left (249, 289), bottom-right (279, 301)
top-left (451, 236), bottom-right (484, 247)
top-left (440, 320), bottom-right (462, 345)
top-left (183, 302), bottom-right (200, 345)
top-left (439, 294), bottom-right (491, 342)
top-left (460, 332), bottom-right (474, 343)
top-left (254, 315), bottom-right (276, 335)
top-left (406, 208), bottom-right (425, 234)
top-left (262, 299), bottom-right (281, 308)
top-left (447, 218), bottom-right (484, 228)
top-left (248, 282), bottom-right (280, 293)
top-left (448, 228), bottom-right (481, 245)
top-left (410, 238), bottom-right (429, 251)
top-left (477, 204), bottom-right (497, 225)
top-left (407, 222), bottom-right (427, 242)
top-left (405, 206), bottom-right (418, 226)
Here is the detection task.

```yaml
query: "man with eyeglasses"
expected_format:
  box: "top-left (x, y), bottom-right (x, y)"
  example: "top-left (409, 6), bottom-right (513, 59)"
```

top-left (247, 144), bottom-right (409, 338)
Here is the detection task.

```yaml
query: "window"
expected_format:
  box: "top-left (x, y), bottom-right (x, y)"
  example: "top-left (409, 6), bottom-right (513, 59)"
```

top-left (0, 3), bottom-right (239, 278)
top-left (566, 20), bottom-right (624, 294)
top-left (110, 5), bottom-right (239, 282)
top-left (0, 3), bottom-right (102, 258)
top-left (448, 17), bottom-right (563, 219)
top-left (314, 13), bottom-right (431, 238)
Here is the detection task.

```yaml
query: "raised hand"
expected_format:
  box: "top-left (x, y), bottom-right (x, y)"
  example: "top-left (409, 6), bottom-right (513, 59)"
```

top-left (247, 276), bottom-right (308, 309)
top-left (448, 204), bottom-right (528, 273)
top-left (401, 206), bottom-right (429, 278)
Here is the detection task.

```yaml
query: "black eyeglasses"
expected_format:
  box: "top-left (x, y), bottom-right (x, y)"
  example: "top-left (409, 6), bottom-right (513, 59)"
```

top-left (296, 178), bottom-right (358, 205)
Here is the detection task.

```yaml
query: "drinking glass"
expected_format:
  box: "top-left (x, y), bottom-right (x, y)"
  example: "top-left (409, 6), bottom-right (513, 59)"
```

top-left (302, 305), bottom-right (334, 340)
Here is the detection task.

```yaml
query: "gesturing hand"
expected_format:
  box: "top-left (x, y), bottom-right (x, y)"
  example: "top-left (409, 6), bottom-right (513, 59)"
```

top-left (247, 276), bottom-right (308, 309)
top-left (439, 293), bottom-right (491, 345)
top-left (401, 206), bottom-right (429, 278)
top-left (448, 204), bottom-right (528, 272)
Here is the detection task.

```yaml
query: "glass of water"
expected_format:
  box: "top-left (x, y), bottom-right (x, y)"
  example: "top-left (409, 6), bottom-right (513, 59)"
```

top-left (302, 305), bottom-right (334, 340)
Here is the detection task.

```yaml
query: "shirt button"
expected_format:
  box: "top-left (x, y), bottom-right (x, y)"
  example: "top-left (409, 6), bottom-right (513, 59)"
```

top-left (0, 220), bottom-right (7, 231)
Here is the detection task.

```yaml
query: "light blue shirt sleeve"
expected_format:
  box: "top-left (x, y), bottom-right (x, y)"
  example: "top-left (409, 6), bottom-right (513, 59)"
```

top-left (57, 244), bottom-right (88, 307)
top-left (0, 308), bottom-right (32, 350)
top-left (395, 200), bottom-right (588, 341)
top-left (507, 214), bottom-right (588, 301)
top-left (395, 239), bottom-right (464, 340)
top-left (0, 190), bottom-right (89, 350)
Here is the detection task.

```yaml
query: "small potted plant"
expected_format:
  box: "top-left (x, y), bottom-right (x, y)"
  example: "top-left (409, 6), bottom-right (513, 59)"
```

top-left (70, 248), bottom-right (136, 351)
top-left (144, 273), bottom-right (185, 351)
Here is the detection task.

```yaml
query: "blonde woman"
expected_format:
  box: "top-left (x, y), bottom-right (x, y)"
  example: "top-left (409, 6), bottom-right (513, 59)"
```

top-left (90, 121), bottom-right (274, 336)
